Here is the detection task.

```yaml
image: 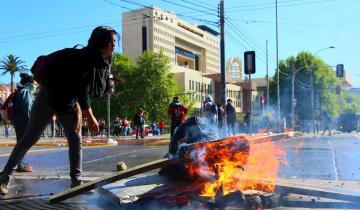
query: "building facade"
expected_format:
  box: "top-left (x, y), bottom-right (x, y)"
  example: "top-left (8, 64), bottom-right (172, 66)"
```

top-left (122, 6), bottom-right (246, 110)
top-left (122, 7), bottom-right (269, 114)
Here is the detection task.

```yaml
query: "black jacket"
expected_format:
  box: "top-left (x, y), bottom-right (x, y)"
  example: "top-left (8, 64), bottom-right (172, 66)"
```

top-left (46, 47), bottom-right (109, 114)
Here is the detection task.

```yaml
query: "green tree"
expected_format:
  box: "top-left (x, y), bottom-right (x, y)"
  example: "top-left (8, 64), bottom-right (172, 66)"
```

top-left (91, 53), bottom-right (135, 119)
top-left (92, 51), bottom-right (180, 124)
top-left (269, 51), bottom-right (341, 124)
top-left (129, 51), bottom-right (177, 122)
top-left (0, 54), bottom-right (27, 93)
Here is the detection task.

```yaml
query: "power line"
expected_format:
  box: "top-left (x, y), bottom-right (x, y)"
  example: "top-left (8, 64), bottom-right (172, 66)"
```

top-left (226, 21), bottom-right (276, 66)
top-left (0, 21), bottom-right (119, 41)
top-left (226, 0), bottom-right (328, 10)
top-left (226, 0), bottom-right (336, 13)
top-left (228, 19), bottom-right (277, 61)
top-left (0, 17), bottom-right (159, 44)
top-left (180, 0), bottom-right (218, 12)
top-left (112, 0), bottom-right (219, 25)
top-left (238, 19), bottom-right (360, 30)
top-left (159, 0), bottom-right (219, 17)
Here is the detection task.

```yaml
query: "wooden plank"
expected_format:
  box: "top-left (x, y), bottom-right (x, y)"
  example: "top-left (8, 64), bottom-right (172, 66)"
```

top-left (49, 158), bottom-right (177, 204)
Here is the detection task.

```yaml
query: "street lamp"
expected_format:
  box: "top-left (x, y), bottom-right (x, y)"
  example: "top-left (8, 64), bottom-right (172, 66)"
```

top-left (311, 46), bottom-right (335, 133)
top-left (291, 46), bottom-right (335, 130)
top-left (314, 46), bottom-right (335, 56)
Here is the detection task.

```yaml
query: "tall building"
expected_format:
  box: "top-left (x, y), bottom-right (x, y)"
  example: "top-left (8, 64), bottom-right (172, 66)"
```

top-left (122, 6), bottom-right (244, 111)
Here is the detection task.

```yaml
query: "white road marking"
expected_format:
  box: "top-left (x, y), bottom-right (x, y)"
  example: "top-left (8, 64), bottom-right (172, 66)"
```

top-left (0, 145), bottom-right (108, 158)
top-left (56, 147), bottom-right (159, 170)
top-left (328, 140), bottom-right (339, 180)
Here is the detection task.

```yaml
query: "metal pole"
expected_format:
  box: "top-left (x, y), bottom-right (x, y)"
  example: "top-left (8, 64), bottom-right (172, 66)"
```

top-left (275, 0), bottom-right (281, 132)
top-left (266, 39), bottom-right (269, 132)
top-left (220, 0), bottom-right (226, 105)
top-left (249, 73), bottom-right (252, 135)
top-left (291, 65), bottom-right (295, 128)
top-left (107, 65), bottom-right (111, 139)
top-left (339, 90), bottom-right (341, 114)
top-left (311, 74), bottom-right (315, 134)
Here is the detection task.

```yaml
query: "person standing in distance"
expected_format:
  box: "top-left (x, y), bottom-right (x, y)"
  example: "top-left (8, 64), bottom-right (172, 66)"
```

top-left (12, 73), bottom-right (37, 172)
top-left (167, 96), bottom-right (188, 138)
top-left (0, 26), bottom-right (119, 195)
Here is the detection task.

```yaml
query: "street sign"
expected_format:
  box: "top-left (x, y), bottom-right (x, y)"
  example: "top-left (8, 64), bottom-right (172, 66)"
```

top-left (244, 51), bottom-right (256, 74)
top-left (336, 64), bottom-right (344, 78)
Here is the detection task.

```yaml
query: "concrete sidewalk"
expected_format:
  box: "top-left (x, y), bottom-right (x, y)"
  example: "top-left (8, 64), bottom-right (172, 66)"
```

top-left (0, 135), bottom-right (170, 147)
top-left (0, 131), bottom-right (306, 147)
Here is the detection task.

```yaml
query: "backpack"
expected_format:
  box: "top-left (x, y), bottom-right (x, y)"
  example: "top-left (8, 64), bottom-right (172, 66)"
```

top-left (30, 50), bottom-right (59, 85)
top-left (171, 103), bottom-right (184, 123)
top-left (0, 92), bottom-right (16, 121)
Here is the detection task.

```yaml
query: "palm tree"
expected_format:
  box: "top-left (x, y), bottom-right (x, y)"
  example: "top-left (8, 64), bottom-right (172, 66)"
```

top-left (0, 54), bottom-right (27, 93)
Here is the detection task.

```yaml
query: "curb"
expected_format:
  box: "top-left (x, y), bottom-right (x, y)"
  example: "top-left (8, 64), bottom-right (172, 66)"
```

top-left (0, 141), bottom-right (112, 147)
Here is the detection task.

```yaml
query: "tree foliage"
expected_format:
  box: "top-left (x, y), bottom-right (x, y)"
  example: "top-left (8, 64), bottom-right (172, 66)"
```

top-left (92, 51), bottom-right (180, 123)
top-left (269, 51), bottom-right (344, 123)
top-left (0, 54), bottom-right (27, 93)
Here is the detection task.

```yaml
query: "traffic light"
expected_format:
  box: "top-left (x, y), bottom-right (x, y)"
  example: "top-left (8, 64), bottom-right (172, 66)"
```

top-left (244, 51), bottom-right (256, 74)
top-left (336, 85), bottom-right (341, 95)
top-left (336, 64), bottom-right (344, 78)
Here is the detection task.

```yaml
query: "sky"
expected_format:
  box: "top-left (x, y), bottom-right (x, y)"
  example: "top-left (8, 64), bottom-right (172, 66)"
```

top-left (0, 0), bottom-right (359, 88)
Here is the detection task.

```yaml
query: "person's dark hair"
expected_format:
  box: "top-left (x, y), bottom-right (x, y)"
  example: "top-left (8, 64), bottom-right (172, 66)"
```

top-left (19, 73), bottom-right (34, 85)
top-left (87, 26), bottom-right (120, 52)
top-left (173, 96), bottom-right (179, 102)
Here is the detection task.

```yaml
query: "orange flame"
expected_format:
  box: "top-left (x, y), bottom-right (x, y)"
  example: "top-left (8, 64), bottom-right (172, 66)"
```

top-left (183, 135), bottom-right (286, 197)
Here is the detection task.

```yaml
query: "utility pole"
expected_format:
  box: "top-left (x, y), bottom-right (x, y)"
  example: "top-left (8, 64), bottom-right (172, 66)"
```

top-left (266, 39), bottom-right (269, 132)
top-left (249, 72), bottom-right (252, 135)
top-left (311, 74), bottom-right (315, 134)
top-left (291, 65), bottom-right (295, 128)
top-left (220, 0), bottom-right (226, 105)
top-left (275, 0), bottom-right (281, 132)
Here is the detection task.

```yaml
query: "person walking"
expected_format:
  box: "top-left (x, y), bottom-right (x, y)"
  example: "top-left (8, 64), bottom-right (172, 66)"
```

top-left (225, 99), bottom-right (236, 135)
top-left (158, 120), bottom-right (165, 135)
top-left (112, 117), bottom-right (121, 136)
top-left (133, 108), bottom-right (145, 139)
top-left (0, 26), bottom-right (118, 195)
top-left (321, 111), bottom-right (332, 136)
top-left (244, 112), bottom-right (250, 134)
top-left (4, 121), bottom-right (10, 139)
top-left (122, 117), bottom-right (130, 136)
top-left (167, 96), bottom-right (188, 138)
top-left (203, 95), bottom-right (218, 133)
top-left (11, 73), bottom-right (37, 172)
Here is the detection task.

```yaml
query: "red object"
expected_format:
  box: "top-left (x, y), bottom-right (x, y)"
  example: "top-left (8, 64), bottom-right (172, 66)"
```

top-left (158, 120), bottom-right (165, 129)
top-left (0, 92), bottom-right (15, 121)
top-left (261, 95), bottom-right (266, 105)
top-left (131, 127), bottom-right (150, 136)
top-left (167, 103), bottom-right (188, 123)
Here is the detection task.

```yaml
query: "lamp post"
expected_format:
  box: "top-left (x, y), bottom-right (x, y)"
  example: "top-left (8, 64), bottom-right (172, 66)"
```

top-left (311, 46), bottom-right (335, 133)
top-left (291, 46), bottom-right (335, 130)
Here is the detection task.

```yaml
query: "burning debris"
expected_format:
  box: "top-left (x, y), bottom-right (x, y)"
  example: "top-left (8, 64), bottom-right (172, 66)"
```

top-left (161, 134), bottom-right (286, 199)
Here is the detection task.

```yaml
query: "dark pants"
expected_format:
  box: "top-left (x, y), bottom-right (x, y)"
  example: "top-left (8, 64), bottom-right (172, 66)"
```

top-left (12, 120), bottom-right (29, 168)
top-left (135, 125), bottom-right (144, 139)
top-left (227, 120), bottom-right (235, 135)
top-left (1, 87), bottom-right (82, 183)
top-left (170, 122), bottom-right (181, 138)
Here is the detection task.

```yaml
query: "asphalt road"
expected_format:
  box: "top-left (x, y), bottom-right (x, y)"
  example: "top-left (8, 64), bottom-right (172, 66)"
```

top-left (0, 144), bottom-right (169, 177)
top-left (0, 133), bottom-right (360, 209)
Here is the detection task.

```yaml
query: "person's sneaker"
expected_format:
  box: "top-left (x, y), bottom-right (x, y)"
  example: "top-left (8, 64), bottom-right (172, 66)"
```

top-left (16, 165), bottom-right (33, 173)
top-left (0, 182), bottom-right (9, 195)
top-left (0, 172), bottom-right (10, 195)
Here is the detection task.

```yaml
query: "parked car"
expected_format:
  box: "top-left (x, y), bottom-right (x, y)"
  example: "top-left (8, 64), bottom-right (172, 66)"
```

top-left (338, 113), bottom-right (359, 133)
